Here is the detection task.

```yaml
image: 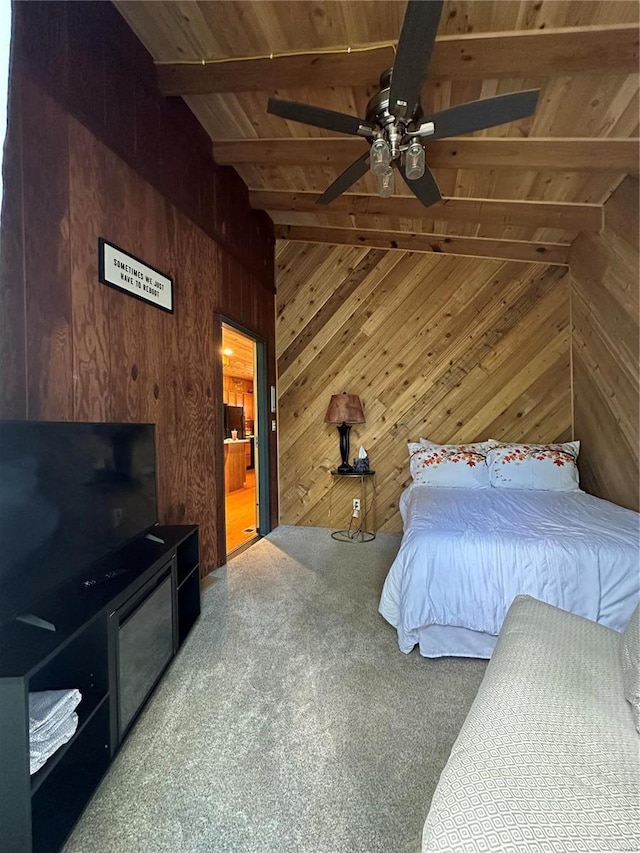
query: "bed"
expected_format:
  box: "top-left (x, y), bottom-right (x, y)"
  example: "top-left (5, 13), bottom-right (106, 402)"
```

top-left (379, 484), bottom-right (640, 658)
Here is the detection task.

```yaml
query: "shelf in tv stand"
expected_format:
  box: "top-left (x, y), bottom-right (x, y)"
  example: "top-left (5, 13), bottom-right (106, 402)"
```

top-left (30, 690), bottom-right (110, 795)
top-left (177, 562), bottom-right (198, 588)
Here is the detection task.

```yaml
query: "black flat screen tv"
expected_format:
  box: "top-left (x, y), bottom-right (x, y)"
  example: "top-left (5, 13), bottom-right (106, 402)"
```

top-left (0, 421), bottom-right (158, 625)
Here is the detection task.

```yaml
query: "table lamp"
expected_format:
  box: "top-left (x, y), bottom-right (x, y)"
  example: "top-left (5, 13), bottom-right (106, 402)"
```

top-left (325, 392), bottom-right (365, 474)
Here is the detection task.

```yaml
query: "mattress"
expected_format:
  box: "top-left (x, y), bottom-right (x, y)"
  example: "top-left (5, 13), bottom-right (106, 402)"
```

top-left (379, 485), bottom-right (640, 657)
top-left (422, 596), bottom-right (640, 852)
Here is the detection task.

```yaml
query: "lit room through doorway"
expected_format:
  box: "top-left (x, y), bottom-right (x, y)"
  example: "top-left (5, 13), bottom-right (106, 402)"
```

top-left (222, 324), bottom-right (259, 555)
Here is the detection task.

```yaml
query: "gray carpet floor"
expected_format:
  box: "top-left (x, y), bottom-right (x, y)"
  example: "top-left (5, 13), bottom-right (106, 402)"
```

top-left (64, 526), bottom-right (487, 853)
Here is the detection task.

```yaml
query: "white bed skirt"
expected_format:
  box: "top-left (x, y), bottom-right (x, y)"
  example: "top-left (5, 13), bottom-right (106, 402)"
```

top-left (414, 623), bottom-right (498, 659)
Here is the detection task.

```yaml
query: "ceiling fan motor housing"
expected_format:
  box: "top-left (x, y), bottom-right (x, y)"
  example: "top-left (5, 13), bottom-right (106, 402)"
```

top-left (366, 68), bottom-right (423, 129)
top-left (366, 68), bottom-right (425, 160)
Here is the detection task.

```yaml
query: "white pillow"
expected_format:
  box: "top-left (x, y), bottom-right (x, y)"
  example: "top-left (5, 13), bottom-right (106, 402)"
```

top-left (408, 441), bottom-right (491, 489)
top-left (486, 440), bottom-right (580, 491)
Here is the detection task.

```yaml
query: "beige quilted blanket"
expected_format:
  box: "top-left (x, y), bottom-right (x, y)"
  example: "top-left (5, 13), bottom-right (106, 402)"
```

top-left (422, 595), bottom-right (640, 852)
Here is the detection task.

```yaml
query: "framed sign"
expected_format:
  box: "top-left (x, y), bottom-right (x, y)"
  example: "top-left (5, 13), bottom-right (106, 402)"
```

top-left (98, 239), bottom-right (173, 313)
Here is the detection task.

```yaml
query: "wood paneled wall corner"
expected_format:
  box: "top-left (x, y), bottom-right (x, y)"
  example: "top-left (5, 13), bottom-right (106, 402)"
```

top-left (276, 244), bottom-right (572, 532)
top-left (569, 176), bottom-right (640, 511)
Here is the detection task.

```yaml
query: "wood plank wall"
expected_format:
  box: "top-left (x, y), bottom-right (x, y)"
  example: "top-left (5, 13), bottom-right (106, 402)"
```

top-left (570, 177), bottom-right (640, 511)
top-left (0, 3), bottom-right (277, 572)
top-left (276, 245), bottom-right (572, 531)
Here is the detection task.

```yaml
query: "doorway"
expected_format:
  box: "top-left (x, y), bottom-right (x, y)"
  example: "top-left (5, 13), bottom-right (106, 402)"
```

top-left (222, 323), bottom-right (260, 556)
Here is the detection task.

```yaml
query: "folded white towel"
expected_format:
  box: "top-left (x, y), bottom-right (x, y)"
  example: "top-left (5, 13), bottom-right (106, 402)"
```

top-left (30, 711), bottom-right (79, 775)
top-left (29, 689), bottom-right (82, 739)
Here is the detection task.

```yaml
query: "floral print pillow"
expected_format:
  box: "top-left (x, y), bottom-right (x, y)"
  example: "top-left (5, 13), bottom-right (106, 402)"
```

top-left (407, 441), bottom-right (492, 489)
top-left (486, 440), bottom-right (580, 491)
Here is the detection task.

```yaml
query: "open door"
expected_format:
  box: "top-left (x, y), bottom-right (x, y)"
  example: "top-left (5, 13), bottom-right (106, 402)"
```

top-left (221, 323), bottom-right (265, 557)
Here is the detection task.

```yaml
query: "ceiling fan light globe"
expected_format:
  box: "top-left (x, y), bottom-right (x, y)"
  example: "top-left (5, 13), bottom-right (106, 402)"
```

top-left (370, 138), bottom-right (391, 176)
top-left (377, 166), bottom-right (395, 198)
top-left (405, 140), bottom-right (426, 180)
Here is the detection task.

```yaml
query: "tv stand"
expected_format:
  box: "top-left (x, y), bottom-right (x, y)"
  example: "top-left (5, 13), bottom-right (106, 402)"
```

top-left (81, 567), bottom-right (129, 588)
top-left (0, 525), bottom-right (200, 853)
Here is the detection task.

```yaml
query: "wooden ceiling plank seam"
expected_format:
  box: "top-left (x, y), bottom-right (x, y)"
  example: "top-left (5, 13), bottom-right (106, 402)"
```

top-left (252, 190), bottom-right (604, 232)
top-left (156, 24), bottom-right (640, 95)
top-left (275, 225), bottom-right (570, 266)
top-left (213, 137), bottom-right (640, 174)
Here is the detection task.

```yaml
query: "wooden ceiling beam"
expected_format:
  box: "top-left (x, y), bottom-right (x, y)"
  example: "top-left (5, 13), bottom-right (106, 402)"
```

top-left (251, 190), bottom-right (603, 232)
top-left (274, 225), bottom-right (570, 266)
top-left (157, 24), bottom-right (639, 95)
top-left (214, 137), bottom-right (640, 173)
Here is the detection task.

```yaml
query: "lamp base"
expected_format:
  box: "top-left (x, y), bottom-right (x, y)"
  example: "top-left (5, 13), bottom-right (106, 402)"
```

top-left (336, 422), bottom-right (353, 474)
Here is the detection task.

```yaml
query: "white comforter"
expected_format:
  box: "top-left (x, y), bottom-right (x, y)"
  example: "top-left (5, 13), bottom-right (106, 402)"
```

top-left (379, 485), bottom-right (640, 653)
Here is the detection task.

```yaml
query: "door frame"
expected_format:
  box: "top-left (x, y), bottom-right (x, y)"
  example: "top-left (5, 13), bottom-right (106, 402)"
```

top-left (219, 317), bottom-right (270, 559)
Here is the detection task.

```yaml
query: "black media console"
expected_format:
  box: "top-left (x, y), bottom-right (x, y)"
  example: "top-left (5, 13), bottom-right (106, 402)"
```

top-left (0, 525), bottom-right (200, 853)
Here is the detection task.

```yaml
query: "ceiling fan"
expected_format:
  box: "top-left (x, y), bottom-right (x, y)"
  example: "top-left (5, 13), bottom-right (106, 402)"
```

top-left (267, 0), bottom-right (540, 209)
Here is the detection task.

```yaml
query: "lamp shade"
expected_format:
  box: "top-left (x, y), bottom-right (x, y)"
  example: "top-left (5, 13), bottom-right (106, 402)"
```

top-left (325, 393), bottom-right (365, 424)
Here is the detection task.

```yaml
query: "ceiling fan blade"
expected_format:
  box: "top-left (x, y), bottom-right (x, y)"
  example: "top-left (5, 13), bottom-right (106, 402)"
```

top-left (429, 89), bottom-right (540, 140)
top-left (398, 162), bottom-right (441, 209)
top-left (267, 98), bottom-right (374, 136)
top-left (389, 0), bottom-right (443, 121)
top-left (317, 152), bottom-right (370, 205)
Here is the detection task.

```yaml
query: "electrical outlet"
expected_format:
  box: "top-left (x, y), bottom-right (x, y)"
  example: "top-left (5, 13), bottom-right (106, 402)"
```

top-left (352, 498), bottom-right (361, 518)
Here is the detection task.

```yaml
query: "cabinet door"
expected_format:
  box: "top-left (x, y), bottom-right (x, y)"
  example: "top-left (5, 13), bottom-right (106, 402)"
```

top-left (243, 393), bottom-right (253, 421)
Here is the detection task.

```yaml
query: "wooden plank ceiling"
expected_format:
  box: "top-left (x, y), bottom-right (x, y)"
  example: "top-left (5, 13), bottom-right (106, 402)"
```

top-left (222, 324), bottom-right (255, 380)
top-left (115, 1), bottom-right (639, 263)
